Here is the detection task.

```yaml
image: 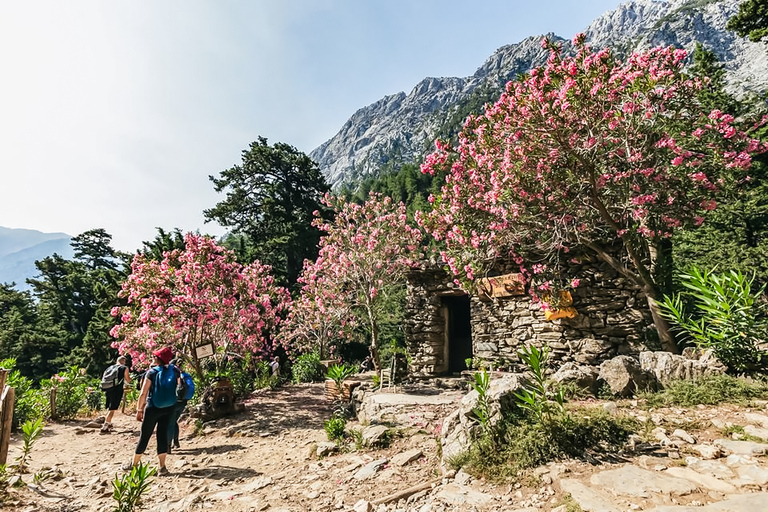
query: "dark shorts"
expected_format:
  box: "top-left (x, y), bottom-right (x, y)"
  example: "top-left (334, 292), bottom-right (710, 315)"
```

top-left (104, 386), bottom-right (124, 411)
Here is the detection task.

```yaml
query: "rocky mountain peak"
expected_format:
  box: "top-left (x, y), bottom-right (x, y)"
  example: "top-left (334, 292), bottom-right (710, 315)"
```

top-left (311, 0), bottom-right (767, 190)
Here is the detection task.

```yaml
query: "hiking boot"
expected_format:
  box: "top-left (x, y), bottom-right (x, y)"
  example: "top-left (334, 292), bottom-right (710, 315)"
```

top-left (100, 423), bottom-right (112, 434)
top-left (158, 466), bottom-right (170, 476)
top-left (121, 462), bottom-right (134, 472)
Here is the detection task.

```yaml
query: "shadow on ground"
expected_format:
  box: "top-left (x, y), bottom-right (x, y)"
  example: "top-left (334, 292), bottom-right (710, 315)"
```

top-left (240, 384), bottom-right (335, 430)
top-left (175, 465), bottom-right (262, 480)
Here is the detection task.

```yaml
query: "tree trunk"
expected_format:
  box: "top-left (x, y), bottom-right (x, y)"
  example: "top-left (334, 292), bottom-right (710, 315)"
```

top-left (644, 291), bottom-right (678, 354)
top-left (366, 305), bottom-right (382, 383)
top-left (189, 328), bottom-right (205, 383)
top-left (586, 240), bottom-right (678, 354)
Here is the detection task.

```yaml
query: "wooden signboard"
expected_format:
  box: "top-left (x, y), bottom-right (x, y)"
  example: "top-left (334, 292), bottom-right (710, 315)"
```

top-left (476, 272), bottom-right (525, 300)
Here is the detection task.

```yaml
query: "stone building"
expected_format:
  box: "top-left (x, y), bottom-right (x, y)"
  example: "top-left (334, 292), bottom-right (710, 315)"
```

top-left (405, 256), bottom-right (657, 376)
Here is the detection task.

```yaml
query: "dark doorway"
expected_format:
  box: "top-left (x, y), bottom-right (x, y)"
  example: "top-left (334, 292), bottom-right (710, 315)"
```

top-left (443, 295), bottom-right (472, 373)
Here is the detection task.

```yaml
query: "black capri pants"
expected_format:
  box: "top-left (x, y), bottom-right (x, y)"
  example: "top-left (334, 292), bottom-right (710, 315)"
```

top-left (135, 405), bottom-right (175, 455)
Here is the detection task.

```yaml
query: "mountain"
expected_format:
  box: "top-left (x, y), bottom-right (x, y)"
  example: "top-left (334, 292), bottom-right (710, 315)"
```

top-left (0, 227), bottom-right (73, 291)
top-left (311, 0), bottom-right (768, 189)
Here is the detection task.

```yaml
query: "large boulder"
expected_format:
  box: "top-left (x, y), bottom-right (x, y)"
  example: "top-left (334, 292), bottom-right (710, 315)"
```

top-left (552, 362), bottom-right (599, 395)
top-left (598, 355), bottom-right (654, 397)
top-left (639, 350), bottom-right (726, 387)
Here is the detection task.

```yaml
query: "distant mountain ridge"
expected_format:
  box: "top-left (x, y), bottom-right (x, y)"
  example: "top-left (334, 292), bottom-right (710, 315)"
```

top-left (0, 227), bottom-right (73, 291)
top-left (311, 0), bottom-right (768, 189)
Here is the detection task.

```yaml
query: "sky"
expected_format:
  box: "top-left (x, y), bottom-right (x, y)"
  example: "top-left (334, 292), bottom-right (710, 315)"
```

top-left (0, 0), bottom-right (622, 253)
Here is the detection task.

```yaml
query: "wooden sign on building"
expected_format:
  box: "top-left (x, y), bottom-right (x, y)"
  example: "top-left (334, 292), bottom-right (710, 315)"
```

top-left (476, 272), bottom-right (525, 300)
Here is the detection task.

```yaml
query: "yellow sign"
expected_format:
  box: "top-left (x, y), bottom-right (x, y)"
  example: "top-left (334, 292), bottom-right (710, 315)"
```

top-left (544, 307), bottom-right (578, 321)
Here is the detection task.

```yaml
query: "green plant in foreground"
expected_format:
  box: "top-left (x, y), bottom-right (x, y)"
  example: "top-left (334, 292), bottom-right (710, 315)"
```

top-left (323, 414), bottom-right (347, 442)
top-left (660, 267), bottom-right (767, 371)
top-left (15, 418), bottom-right (44, 474)
top-left (112, 462), bottom-right (156, 512)
top-left (514, 345), bottom-right (565, 422)
top-left (469, 369), bottom-right (492, 435)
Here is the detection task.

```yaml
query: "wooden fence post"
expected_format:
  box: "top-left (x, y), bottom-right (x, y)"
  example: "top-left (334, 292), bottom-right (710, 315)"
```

top-left (0, 368), bottom-right (15, 466)
top-left (50, 387), bottom-right (57, 421)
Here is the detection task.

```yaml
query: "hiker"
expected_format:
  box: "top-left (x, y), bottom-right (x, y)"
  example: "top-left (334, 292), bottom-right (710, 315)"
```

top-left (123, 346), bottom-right (180, 475)
top-left (166, 358), bottom-right (194, 454)
top-left (270, 356), bottom-right (280, 376)
top-left (100, 356), bottom-right (131, 433)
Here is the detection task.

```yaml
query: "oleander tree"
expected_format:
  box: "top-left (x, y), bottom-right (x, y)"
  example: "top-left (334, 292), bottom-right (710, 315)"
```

top-left (279, 258), bottom-right (356, 360)
top-left (109, 233), bottom-right (291, 380)
top-left (418, 34), bottom-right (767, 353)
top-left (304, 193), bottom-right (423, 374)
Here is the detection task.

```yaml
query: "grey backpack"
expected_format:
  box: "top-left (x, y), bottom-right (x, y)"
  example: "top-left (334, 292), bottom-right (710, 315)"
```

top-left (100, 364), bottom-right (121, 390)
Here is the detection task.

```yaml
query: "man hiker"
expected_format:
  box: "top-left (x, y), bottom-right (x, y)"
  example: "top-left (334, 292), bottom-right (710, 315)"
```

top-left (101, 356), bottom-right (131, 433)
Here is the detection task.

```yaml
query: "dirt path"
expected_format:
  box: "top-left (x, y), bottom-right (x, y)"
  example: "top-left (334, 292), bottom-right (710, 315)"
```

top-left (3, 383), bottom-right (445, 512)
top-left (4, 383), bottom-right (768, 512)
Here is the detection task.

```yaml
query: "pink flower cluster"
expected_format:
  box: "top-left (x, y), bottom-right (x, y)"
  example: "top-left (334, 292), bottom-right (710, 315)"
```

top-left (110, 233), bottom-right (291, 367)
top-left (417, 35), bottom-right (767, 297)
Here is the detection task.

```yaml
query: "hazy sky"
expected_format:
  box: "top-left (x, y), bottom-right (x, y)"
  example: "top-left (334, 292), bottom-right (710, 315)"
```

top-left (0, 1), bottom-right (621, 253)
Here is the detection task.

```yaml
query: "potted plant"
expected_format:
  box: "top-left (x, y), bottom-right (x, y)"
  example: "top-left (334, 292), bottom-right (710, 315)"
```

top-left (325, 363), bottom-right (357, 401)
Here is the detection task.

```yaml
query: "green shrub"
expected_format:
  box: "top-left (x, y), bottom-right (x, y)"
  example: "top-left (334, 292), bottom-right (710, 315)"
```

top-left (453, 408), bottom-right (638, 479)
top-left (323, 415), bottom-right (347, 442)
top-left (640, 374), bottom-right (768, 407)
top-left (2, 360), bottom-right (48, 429)
top-left (291, 352), bottom-right (325, 384)
top-left (252, 360), bottom-right (280, 390)
top-left (216, 353), bottom-right (256, 399)
top-left (660, 267), bottom-right (768, 371)
top-left (46, 366), bottom-right (96, 420)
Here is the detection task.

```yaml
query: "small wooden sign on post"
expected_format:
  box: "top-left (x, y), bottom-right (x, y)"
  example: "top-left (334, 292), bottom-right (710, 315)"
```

top-left (476, 272), bottom-right (526, 300)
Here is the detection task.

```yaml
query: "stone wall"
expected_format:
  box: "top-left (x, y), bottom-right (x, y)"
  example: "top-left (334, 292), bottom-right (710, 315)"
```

top-left (406, 257), bottom-right (656, 376)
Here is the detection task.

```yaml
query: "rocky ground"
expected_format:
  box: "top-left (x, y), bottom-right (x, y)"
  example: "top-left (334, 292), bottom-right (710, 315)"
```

top-left (3, 381), bottom-right (768, 511)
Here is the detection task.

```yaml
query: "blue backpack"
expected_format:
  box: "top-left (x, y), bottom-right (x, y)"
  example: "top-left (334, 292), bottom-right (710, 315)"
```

top-left (179, 372), bottom-right (195, 401)
top-left (150, 365), bottom-right (178, 408)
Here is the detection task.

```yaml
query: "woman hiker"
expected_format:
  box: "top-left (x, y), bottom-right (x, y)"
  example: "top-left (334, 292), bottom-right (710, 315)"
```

top-left (123, 346), bottom-right (180, 475)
